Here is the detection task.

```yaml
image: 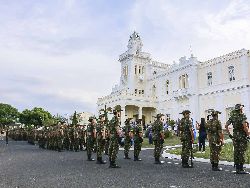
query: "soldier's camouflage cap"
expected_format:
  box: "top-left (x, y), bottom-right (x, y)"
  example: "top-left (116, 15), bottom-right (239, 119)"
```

top-left (211, 110), bottom-right (221, 116)
top-left (113, 106), bottom-right (123, 113)
top-left (235, 104), bottom-right (244, 110)
top-left (153, 113), bottom-right (164, 119)
top-left (124, 118), bottom-right (133, 124)
top-left (179, 110), bottom-right (191, 115)
top-left (98, 114), bottom-right (105, 119)
top-left (136, 118), bottom-right (143, 123)
top-left (88, 116), bottom-right (96, 122)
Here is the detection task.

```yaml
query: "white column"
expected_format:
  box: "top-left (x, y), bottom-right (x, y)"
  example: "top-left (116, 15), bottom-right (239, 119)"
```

top-left (120, 106), bottom-right (126, 127)
top-left (138, 106), bottom-right (142, 119)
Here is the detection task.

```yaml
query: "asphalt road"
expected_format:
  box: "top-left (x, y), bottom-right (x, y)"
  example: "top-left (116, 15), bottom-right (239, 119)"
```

top-left (0, 141), bottom-right (249, 188)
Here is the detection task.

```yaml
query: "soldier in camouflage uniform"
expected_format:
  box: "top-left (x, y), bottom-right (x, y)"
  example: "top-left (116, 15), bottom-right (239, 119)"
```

top-left (96, 114), bottom-right (107, 164)
top-left (86, 117), bottom-right (96, 161)
top-left (73, 126), bottom-right (80, 152)
top-left (57, 127), bottom-right (64, 152)
top-left (225, 104), bottom-right (250, 174)
top-left (179, 110), bottom-right (194, 168)
top-left (108, 107), bottom-right (122, 168)
top-left (152, 113), bottom-right (165, 164)
top-left (123, 118), bottom-right (133, 159)
top-left (79, 125), bottom-right (86, 151)
top-left (206, 110), bottom-right (224, 171)
top-left (133, 119), bottom-right (143, 161)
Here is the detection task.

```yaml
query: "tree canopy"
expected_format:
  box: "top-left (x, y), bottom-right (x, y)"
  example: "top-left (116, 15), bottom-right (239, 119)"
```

top-left (71, 111), bottom-right (78, 125)
top-left (0, 103), bottom-right (19, 126)
top-left (19, 107), bottom-right (53, 127)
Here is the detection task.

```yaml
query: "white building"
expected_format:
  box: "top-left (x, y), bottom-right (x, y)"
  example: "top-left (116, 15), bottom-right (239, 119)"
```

top-left (97, 32), bottom-right (250, 126)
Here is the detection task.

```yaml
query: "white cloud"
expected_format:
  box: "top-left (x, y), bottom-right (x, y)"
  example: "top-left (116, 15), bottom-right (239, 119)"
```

top-left (0, 0), bottom-right (249, 115)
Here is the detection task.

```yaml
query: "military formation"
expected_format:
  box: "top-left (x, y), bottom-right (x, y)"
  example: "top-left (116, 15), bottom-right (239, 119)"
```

top-left (5, 103), bottom-right (250, 174)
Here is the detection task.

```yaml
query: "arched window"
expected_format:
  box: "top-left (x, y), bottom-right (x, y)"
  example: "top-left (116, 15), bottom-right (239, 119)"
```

top-left (207, 72), bottom-right (212, 86)
top-left (179, 76), bottom-right (182, 89)
top-left (166, 80), bottom-right (169, 94)
top-left (228, 66), bottom-right (235, 81)
top-left (179, 74), bottom-right (189, 89)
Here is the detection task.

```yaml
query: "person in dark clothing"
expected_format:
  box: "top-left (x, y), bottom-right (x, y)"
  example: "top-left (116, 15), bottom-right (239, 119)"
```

top-left (6, 128), bottom-right (9, 145)
top-left (196, 118), bottom-right (206, 152)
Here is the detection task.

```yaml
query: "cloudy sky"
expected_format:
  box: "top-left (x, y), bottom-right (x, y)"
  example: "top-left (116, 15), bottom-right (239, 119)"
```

top-left (0, 0), bottom-right (249, 116)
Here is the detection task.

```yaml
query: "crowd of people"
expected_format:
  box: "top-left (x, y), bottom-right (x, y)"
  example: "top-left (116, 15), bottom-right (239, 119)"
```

top-left (1, 103), bottom-right (249, 174)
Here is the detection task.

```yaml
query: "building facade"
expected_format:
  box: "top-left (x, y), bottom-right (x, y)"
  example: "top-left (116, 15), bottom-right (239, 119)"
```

top-left (97, 32), bottom-right (250, 126)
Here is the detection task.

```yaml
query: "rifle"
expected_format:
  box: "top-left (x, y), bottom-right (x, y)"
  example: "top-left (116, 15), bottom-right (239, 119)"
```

top-left (190, 141), bottom-right (194, 167)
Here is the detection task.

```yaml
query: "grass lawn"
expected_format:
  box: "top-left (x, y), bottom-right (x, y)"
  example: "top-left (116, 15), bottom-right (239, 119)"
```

top-left (142, 135), bottom-right (182, 148)
top-left (168, 142), bottom-right (250, 164)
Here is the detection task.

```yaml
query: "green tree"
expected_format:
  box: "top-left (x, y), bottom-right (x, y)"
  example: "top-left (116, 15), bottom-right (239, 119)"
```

top-left (72, 111), bottom-right (78, 125)
top-left (0, 103), bottom-right (19, 127)
top-left (19, 107), bottom-right (53, 128)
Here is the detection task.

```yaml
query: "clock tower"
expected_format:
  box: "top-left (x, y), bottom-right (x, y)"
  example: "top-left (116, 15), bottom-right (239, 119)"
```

top-left (118, 32), bottom-right (150, 95)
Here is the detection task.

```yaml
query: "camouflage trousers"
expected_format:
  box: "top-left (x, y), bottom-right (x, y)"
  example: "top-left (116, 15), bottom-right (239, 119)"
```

top-left (86, 137), bottom-right (94, 157)
top-left (105, 138), bottom-right (110, 154)
top-left (209, 143), bottom-right (221, 163)
top-left (134, 139), bottom-right (142, 157)
top-left (97, 139), bottom-right (105, 158)
top-left (57, 138), bottom-right (64, 151)
top-left (79, 138), bottom-right (85, 150)
top-left (109, 137), bottom-right (119, 162)
top-left (181, 140), bottom-right (192, 161)
top-left (154, 140), bottom-right (163, 158)
top-left (74, 138), bottom-right (79, 151)
top-left (124, 137), bottom-right (131, 156)
top-left (234, 139), bottom-right (248, 164)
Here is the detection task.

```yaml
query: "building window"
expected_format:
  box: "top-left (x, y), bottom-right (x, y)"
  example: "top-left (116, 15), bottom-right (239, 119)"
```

top-left (141, 90), bottom-right (144, 94)
top-left (207, 72), bottom-right (212, 86)
top-left (135, 89), bottom-right (137, 94)
top-left (139, 90), bottom-right (141, 94)
top-left (179, 74), bottom-right (189, 89)
top-left (179, 76), bottom-right (182, 89)
top-left (139, 66), bottom-right (141, 74)
top-left (166, 80), bottom-right (169, 94)
top-left (135, 65), bottom-right (137, 75)
top-left (142, 66), bottom-right (144, 74)
top-left (228, 66), bottom-right (235, 81)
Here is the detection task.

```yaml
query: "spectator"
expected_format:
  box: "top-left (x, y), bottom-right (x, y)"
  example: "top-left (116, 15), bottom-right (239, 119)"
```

top-left (6, 128), bottom-right (9, 145)
top-left (196, 118), bottom-right (206, 152)
top-left (148, 125), bottom-right (153, 145)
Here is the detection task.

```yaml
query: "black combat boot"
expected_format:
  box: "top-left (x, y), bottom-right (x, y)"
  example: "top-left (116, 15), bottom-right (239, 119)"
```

top-left (124, 154), bottom-right (131, 159)
top-left (109, 161), bottom-right (121, 168)
top-left (134, 155), bottom-right (142, 161)
top-left (100, 157), bottom-right (107, 164)
top-left (87, 154), bottom-right (95, 161)
top-left (211, 162), bottom-right (214, 170)
top-left (236, 164), bottom-right (249, 174)
top-left (154, 158), bottom-right (164, 164)
top-left (212, 163), bottom-right (222, 171)
top-left (97, 157), bottom-right (106, 164)
top-left (182, 159), bottom-right (192, 168)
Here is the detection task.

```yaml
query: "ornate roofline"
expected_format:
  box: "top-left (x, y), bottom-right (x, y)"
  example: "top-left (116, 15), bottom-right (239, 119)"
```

top-left (199, 48), bottom-right (249, 67)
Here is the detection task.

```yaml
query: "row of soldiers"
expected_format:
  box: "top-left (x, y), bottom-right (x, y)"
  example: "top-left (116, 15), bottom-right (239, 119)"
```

top-left (85, 109), bottom-right (144, 167)
top-left (179, 103), bottom-right (250, 174)
top-left (37, 124), bottom-right (86, 152)
top-left (87, 103), bottom-right (250, 174)
top-left (5, 103), bottom-right (250, 174)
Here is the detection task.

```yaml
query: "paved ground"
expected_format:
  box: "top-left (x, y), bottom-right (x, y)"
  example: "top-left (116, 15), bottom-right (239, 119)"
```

top-left (0, 141), bottom-right (250, 188)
